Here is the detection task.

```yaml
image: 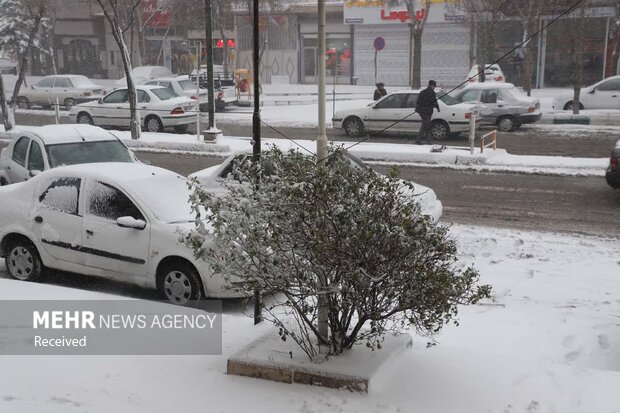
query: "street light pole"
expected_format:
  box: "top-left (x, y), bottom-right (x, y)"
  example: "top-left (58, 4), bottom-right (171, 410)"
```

top-left (252, 0), bottom-right (262, 326)
top-left (204, 0), bottom-right (215, 129)
top-left (317, 0), bottom-right (329, 344)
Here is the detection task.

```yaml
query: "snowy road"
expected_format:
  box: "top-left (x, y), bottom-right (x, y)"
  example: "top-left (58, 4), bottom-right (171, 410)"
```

top-left (135, 151), bottom-right (620, 237)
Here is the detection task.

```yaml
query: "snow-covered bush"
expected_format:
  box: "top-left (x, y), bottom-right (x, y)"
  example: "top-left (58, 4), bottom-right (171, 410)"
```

top-left (185, 147), bottom-right (491, 358)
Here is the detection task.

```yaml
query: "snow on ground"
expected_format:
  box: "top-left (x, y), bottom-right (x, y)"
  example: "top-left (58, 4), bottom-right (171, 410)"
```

top-left (0, 224), bottom-right (618, 412)
top-left (0, 125), bottom-right (609, 176)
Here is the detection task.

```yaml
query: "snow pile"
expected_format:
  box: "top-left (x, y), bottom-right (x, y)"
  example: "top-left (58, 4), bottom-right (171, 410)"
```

top-left (0, 224), bottom-right (618, 412)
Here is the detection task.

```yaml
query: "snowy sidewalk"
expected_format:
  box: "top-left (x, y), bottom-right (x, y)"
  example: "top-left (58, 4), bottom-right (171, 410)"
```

top-left (0, 224), bottom-right (618, 412)
top-left (0, 126), bottom-right (608, 177)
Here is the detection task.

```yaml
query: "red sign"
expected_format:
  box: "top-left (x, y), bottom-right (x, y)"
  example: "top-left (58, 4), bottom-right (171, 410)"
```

top-left (373, 36), bottom-right (385, 51)
top-left (379, 8), bottom-right (425, 23)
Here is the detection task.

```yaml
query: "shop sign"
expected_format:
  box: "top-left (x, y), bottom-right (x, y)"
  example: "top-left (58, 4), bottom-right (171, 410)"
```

top-left (344, 0), bottom-right (426, 25)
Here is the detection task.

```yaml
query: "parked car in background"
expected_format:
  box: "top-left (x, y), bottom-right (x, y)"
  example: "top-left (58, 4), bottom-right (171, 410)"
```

top-left (145, 77), bottom-right (211, 112)
top-left (190, 150), bottom-right (444, 223)
top-left (0, 55), bottom-right (17, 74)
top-left (467, 64), bottom-right (505, 83)
top-left (332, 91), bottom-right (478, 140)
top-left (0, 124), bottom-right (137, 186)
top-left (606, 140), bottom-right (620, 189)
top-left (70, 85), bottom-right (197, 133)
top-left (189, 66), bottom-right (238, 111)
top-left (114, 66), bottom-right (174, 88)
top-left (444, 82), bottom-right (541, 132)
top-left (553, 75), bottom-right (620, 111)
top-left (0, 163), bottom-right (247, 305)
top-left (16, 75), bottom-right (105, 109)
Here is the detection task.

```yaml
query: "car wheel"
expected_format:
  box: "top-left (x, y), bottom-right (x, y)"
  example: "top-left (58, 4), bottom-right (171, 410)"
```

top-left (343, 117), bottom-right (364, 136)
top-left (0, 176), bottom-right (8, 186)
top-left (157, 261), bottom-right (204, 306)
top-left (563, 101), bottom-right (585, 111)
top-left (6, 239), bottom-right (43, 282)
top-left (174, 125), bottom-right (189, 134)
top-left (16, 97), bottom-right (30, 109)
top-left (64, 98), bottom-right (76, 110)
top-left (497, 116), bottom-right (516, 132)
top-left (77, 112), bottom-right (94, 125)
top-left (430, 120), bottom-right (450, 140)
top-left (145, 115), bottom-right (164, 132)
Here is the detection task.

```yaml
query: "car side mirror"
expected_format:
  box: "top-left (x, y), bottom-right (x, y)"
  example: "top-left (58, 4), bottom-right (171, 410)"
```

top-left (589, 89), bottom-right (595, 94)
top-left (31, 85), bottom-right (34, 89)
top-left (117, 216), bottom-right (146, 230)
top-left (29, 170), bottom-right (41, 177)
top-left (97, 98), bottom-right (103, 104)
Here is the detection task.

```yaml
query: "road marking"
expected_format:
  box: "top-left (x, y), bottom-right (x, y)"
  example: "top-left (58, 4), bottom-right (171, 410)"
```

top-left (462, 185), bottom-right (579, 195)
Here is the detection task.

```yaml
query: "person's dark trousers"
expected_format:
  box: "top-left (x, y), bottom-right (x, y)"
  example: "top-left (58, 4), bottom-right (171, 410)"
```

top-left (416, 111), bottom-right (432, 144)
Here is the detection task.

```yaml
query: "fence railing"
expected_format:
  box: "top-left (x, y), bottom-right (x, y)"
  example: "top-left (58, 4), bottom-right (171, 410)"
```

top-left (480, 130), bottom-right (497, 153)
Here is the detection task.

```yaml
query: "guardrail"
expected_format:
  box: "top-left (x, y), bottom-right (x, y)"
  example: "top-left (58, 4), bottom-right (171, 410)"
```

top-left (480, 130), bottom-right (497, 153)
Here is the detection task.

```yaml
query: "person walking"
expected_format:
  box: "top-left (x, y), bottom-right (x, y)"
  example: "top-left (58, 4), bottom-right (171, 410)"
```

top-left (373, 82), bottom-right (387, 101)
top-left (415, 80), bottom-right (440, 144)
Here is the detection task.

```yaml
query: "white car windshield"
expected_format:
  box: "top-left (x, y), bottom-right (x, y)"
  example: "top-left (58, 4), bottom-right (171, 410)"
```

top-left (151, 88), bottom-right (179, 100)
top-left (46, 141), bottom-right (134, 168)
top-left (130, 174), bottom-right (196, 223)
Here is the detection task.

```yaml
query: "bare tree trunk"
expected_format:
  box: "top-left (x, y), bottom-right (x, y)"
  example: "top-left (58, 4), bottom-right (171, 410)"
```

top-left (113, 23), bottom-right (141, 139)
top-left (8, 14), bottom-right (42, 131)
top-left (523, 42), bottom-right (533, 96)
top-left (220, 27), bottom-right (229, 79)
top-left (411, 31), bottom-right (423, 89)
top-left (570, 5), bottom-right (586, 115)
top-left (407, 1), bottom-right (430, 89)
top-left (0, 75), bottom-right (11, 131)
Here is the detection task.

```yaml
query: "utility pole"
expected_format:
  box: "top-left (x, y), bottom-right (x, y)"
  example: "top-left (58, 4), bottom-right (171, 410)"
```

top-left (316, 0), bottom-right (329, 343)
top-left (252, 0), bottom-right (262, 325)
top-left (204, 0), bottom-right (215, 129)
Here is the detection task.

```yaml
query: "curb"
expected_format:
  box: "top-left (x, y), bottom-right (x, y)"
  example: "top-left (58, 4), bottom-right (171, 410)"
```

top-left (540, 113), bottom-right (620, 126)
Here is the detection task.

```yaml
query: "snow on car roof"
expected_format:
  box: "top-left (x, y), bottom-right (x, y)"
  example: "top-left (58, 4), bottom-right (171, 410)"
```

top-left (463, 82), bottom-right (516, 90)
top-left (27, 124), bottom-right (123, 145)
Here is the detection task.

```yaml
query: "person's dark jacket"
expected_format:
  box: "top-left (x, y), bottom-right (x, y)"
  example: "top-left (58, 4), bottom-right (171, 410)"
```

top-left (416, 87), bottom-right (440, 115)
top-left (373, 87), bottom-right (387, 101)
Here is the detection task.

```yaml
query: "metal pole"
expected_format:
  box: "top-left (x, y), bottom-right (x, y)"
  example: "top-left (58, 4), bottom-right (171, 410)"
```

top-left (317, 0), bottom-right (329, 344)
top-left (469, 109), bottom-right (476, 155)
top-left (205, 0), bottom-right (215, 129)
top-left (252, 0), bottom-right (262, 326)
top-left (196, 42), bottom-right (201, 141)
top-left (332, 48), bottom-right (336, 120)
top-left (55, 97), bottom-right (60, 124)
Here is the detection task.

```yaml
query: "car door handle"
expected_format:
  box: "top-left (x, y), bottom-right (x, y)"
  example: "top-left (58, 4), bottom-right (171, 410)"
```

top-left (497, 104), bottom-right (504, 107)
top-left (613, 95), bottom-right (618, 98)
top-left (86, 229), bottom-right (94, 236)
top-left (6, 166), bottom-right (10, 170)
top-left (34, 216), bottom-right (43, 224)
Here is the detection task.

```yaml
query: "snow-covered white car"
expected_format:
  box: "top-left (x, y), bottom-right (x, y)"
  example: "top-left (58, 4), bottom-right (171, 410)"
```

top-left (444, 83), bottom-right (541, 132)
top-left (70, 85), bottom-right (197, 133)
top-left (553, 75), bottom-right (620, 111)
top-left (190, 151), bottom-right (443, 223)
top-left (0, 162), bottom-right (246, 305)
top-left (0, 124), bottom-right (137, 186)
top-left (17, 75), bottom-right (106, 109)
top-left (332, 91), bottom-right (478, 140)
top-left (466, 63), bottom-right (505, 83)
top-left (145, 76), bottom-right (234, 112)
top-left (114, 65), bottom-right (174, 88)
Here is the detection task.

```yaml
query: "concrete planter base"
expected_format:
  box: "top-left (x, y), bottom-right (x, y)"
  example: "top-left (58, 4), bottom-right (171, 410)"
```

top-left (227, 331), bottom-right (412, 392)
